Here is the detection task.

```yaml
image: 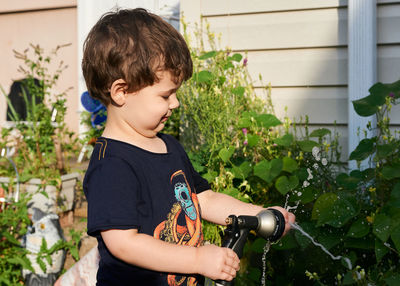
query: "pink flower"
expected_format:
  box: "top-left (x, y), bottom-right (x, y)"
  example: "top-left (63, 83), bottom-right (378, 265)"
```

top-left (243, 140), bottom-right (248, 145)
top-left (243, 58), bottom-right (248, 66)
top-left (389, 92), bottom-right (395, 98)
top-left (242, 128), bottom-right (248, 135)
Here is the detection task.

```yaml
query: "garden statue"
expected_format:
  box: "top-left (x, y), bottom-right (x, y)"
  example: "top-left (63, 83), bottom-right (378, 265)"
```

top-left (22, 208), bottom-right (66, 286)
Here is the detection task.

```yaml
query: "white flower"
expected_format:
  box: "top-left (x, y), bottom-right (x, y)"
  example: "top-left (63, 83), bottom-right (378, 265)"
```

top-left (303, 181), bottom-right (310, 188)
top-left (321, 158), bottom-right (328, 166)
top-left (313, 163), bottom-right (319, 169)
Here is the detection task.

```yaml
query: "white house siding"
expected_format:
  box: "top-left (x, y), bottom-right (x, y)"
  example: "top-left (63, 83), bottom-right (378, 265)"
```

top-left (181, 0), bottom-right (400, 160)
top-left (0, 1), bottom-right (79, 133)
top-left (378, 2), bottom-right (400, 125)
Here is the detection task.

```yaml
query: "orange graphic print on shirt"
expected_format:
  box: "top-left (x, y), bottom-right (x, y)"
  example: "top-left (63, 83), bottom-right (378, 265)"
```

top-left (153, 170), bottom-right (203, 286)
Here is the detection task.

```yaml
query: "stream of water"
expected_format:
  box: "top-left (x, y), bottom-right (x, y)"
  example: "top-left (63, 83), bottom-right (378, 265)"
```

top-left (290, 222), bottom-right (352, 270)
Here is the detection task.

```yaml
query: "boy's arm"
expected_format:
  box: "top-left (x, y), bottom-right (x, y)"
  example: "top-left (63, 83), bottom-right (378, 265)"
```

top-left (197, 190), bottom-right (295, 235)
top-left (101, 228), bottom-right (240, 281)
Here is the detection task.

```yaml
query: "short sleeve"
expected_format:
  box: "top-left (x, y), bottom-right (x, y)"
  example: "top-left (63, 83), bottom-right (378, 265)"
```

top-left (84, 157), bottom-right (141, 236)
top-left (165, 134), bottom-right (211, 194)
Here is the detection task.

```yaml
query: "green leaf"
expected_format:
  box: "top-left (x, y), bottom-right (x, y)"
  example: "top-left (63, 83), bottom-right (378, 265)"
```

top-left (309, 128), bottom-right (331, 138)
top-left (275, 175), bottom-right (299, 195)
top-left (282, 157), bottom-right (298, 173)
top-left (7, 257), bottom-right (34, 272)
top-left (274, 134), bottom-right (294, 147)
top-left (253, 158), bottom-right (283, 183)
top-left (45, 253), bottom-right (53, 265)
top-left (70, 247), bottom-right (80, 261)
top-left (222, 187), bottom-right (240, 198)
top-left (231, 167), bottom-right (242, 179)
top-left (343, 272), bottom-right (356, 285)
top-left (238, 161), bottom-right (252, 178)
top-left (251, 237), bottom-right (267, 253)
top-left (223, 62), bottom-right (234, 70)
top-left (248, 267), bottom-right (261, 282)
top-left (247, 134), bottom-right (260, 147)
top-left (297, 167), bottom-right (308, 181)
top-left (218, 76), bottom-right (226, 85)
top-left (377, 143), bottom-right (396, 159)
top-left (369, 82), bottom-right (391, 105)
top-left (253, 160), bottom-right (269, 182)
top-left (318, 229), bottom-right (342, 250)
top-left (40, 237), bottom-right (48, 252)
top-left (336, 173), bottom-right (361, 189)
top-left (352, 96), bottom-right (379, 116)
top-left (375, 239), bottom-right (389, 262)
top-left (198, 51), bottom-right (217, 60)
top-left (385, 274), bottom-right (400, 286)
top-left (271, 233), bottom-right (298, 250)
top-left (2, 232), bottom-right (20, 245)
top-left (237, 117), bottom-right (252, 128)
top-left (346, 218), bottom-right (370, 238)
top-left (327, 197), bottom-right (358, 228)
top-left (373, 214), bottom-right (391, 242)
top-left (196, 70), bottom-right (213, 83)
top-left (255, 114), bottom-right (282, 129)
top-left (312, 193), bottom-right (337, 221)
top-left (349, 138), bottom-right (375, 161)
top-left (191, 161), bottom-right (205, 173)
top-left (218, 146), bottom-right (235, 163)
top-left (292, 186), bottom-right (319, 204)
top-left (391, 224), bottom-right (400, 252)
top-left (344, 237), bottom-right (375, 249)
top-left (232, 86), bottom-right (245, 96)
top-left (389, 183), bottom-right (400, 208)
top-left (36, 256), bottom-right (47, 272)
top-left (293, 222), bottom-right (318, 250)
top-left (203, 170), bottom-right (218, 183)
top-left (230, 53), bottom-right (243, 62)
top-left (297, 140), bottom-right (319, 152)
top-left (382, 164), bottom-right (400, 180)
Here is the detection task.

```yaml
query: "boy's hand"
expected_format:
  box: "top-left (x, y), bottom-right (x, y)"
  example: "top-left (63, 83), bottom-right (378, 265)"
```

top-left (195, 244), bottom-right (240, 281)
top-left (268, 206), bottom-right (296, 236)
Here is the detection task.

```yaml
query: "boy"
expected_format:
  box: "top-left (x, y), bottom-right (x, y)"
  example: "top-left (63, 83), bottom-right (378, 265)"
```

top-left (82, 8), bottom-right (295, 286)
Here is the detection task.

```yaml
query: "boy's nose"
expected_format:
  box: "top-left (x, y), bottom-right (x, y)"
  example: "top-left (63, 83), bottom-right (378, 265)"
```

top-left (169, 94), bottom-right (180, 109)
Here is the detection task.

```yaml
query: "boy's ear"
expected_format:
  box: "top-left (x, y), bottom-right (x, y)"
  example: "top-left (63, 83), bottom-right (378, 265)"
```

top-left (110, 79), bottom-right (128, 106)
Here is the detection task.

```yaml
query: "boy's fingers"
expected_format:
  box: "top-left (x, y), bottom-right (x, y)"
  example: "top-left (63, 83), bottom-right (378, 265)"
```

top-left (221, 265), bottom-right (237, 281)
top-left (226, 250), bottom-right (240, 269)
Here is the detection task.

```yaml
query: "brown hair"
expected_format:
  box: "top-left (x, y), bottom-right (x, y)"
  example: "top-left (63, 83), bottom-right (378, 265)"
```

top-left (82, 8), bottom-right (193, 105)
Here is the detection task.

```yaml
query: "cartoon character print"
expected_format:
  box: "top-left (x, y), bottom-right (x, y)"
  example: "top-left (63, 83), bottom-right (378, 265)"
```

top-left (153, 170), bottom-right (203, 286)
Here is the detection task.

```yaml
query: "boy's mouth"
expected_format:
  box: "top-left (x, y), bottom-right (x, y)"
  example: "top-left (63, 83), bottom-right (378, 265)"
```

top-left (161, 116), bottom-right (169, 123)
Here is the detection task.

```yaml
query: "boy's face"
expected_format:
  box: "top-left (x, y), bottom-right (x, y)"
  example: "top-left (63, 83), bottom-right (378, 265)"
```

top-left (121, 71), bottom-right (180, 138)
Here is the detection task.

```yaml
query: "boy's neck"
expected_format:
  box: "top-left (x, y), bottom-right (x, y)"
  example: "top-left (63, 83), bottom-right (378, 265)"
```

top-left (102, 128), bottom-right (167, 153)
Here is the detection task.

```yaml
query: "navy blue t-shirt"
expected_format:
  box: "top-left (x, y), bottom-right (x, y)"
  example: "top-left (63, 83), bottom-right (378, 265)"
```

top-left (83, 133), bottom-right (210, 286)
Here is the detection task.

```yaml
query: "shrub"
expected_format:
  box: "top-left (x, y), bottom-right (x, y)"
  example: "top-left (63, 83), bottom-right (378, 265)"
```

top-left (178, 19), bottom-right (400, 285)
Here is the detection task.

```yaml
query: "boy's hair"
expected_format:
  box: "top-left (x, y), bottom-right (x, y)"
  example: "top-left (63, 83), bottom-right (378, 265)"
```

top-left (82, 8), bottom-right (193, 105)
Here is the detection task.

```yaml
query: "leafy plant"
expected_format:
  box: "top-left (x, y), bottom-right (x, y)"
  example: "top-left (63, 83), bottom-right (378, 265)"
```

top-left (178, 18), bottom-right (400, 285)
top-left (1, 44), bottom-right (80, 182)
top-left (0, 44), bottom-right (84, 284)
top-left (0, 193), bottom-right (32, 285)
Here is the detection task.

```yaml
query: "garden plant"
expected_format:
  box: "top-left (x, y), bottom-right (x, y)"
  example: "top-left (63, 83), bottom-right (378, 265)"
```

top-left (0, 44), bottom-right (83, 285)
top-left (175, 20), bottom-right (400, 285)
